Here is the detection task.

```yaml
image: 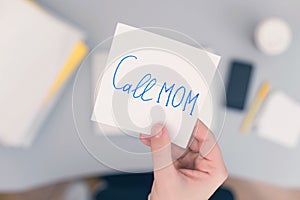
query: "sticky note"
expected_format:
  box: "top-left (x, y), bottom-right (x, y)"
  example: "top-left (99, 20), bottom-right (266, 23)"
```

top-left (92, 23), bottom-right (220, 148)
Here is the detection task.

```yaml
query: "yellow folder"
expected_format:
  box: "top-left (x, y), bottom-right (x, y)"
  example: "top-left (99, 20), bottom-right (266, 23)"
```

top-left (45, 41), bottom-right (88, 102)
top-left (24, 0), bottom-right (89, 101)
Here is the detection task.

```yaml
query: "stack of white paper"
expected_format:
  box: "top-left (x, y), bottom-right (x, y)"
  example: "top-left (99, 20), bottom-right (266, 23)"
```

top-left (0, 0), bottom-right (87, 147)
top-left (255, 91), bottom-right (300, 148)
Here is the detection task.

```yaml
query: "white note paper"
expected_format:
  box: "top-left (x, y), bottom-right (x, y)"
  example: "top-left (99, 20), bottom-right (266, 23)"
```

top-left (92, 23), bottom-right (220, 148)
top-left (255, 91), bottom-right (300, 148)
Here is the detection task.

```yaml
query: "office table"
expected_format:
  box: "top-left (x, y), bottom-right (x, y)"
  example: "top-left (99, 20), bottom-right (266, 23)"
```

top-left (0, 0), bottom-right (299, 191)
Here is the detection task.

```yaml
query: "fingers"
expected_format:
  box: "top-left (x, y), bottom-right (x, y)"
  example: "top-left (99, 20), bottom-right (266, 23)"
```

top-left (188, 119), bottom-right (209, 153)
top-left (175, 150), bottom-right (198, 169)
top-left (191, 119), bottom-right (228, 181)
top-left (178, 168), bottom-right (209, 180)
top-left (192, 119), bottom-right (211, 143)
top-left (150, 124), bottom-right (176, 178)
top-left (194, 157), bottom-right (215, 173)
top-left (190, 119), bottom-right (222, 161)
top-left (175, 149), bottom-right (215, 174)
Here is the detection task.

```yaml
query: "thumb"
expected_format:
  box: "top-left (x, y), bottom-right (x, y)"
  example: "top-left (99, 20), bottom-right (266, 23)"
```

top-left (150, 124), bottom-right (175, 178)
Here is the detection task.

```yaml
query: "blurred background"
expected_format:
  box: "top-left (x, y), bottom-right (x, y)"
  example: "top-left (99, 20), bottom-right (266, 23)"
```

top-left (0, 0), bottom-right (300, 199)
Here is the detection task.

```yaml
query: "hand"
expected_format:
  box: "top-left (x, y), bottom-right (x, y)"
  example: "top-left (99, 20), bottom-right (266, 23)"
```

top-left (140, 119), bottom-right (228, 200)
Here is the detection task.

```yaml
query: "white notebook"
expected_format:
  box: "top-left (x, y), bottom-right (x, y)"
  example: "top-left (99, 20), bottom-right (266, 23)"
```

top-left (0, 0), bottom-right (85, 147)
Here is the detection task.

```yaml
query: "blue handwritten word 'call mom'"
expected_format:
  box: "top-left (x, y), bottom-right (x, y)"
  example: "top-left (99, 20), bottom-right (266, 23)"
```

top-left (112, 55), bottom-right (199, 116)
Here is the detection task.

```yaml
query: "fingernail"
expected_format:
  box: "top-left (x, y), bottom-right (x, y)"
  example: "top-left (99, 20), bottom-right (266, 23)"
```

top-left (151, 124), bottom-right (163, 138)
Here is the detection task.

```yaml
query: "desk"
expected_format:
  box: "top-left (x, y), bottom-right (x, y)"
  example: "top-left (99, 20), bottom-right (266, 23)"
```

top-left (1, 0), bottom-right (300, 191)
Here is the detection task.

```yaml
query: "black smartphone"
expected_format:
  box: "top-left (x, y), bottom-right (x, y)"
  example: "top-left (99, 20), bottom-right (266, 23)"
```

top-left (226, 61), bottom-right (253, 110)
